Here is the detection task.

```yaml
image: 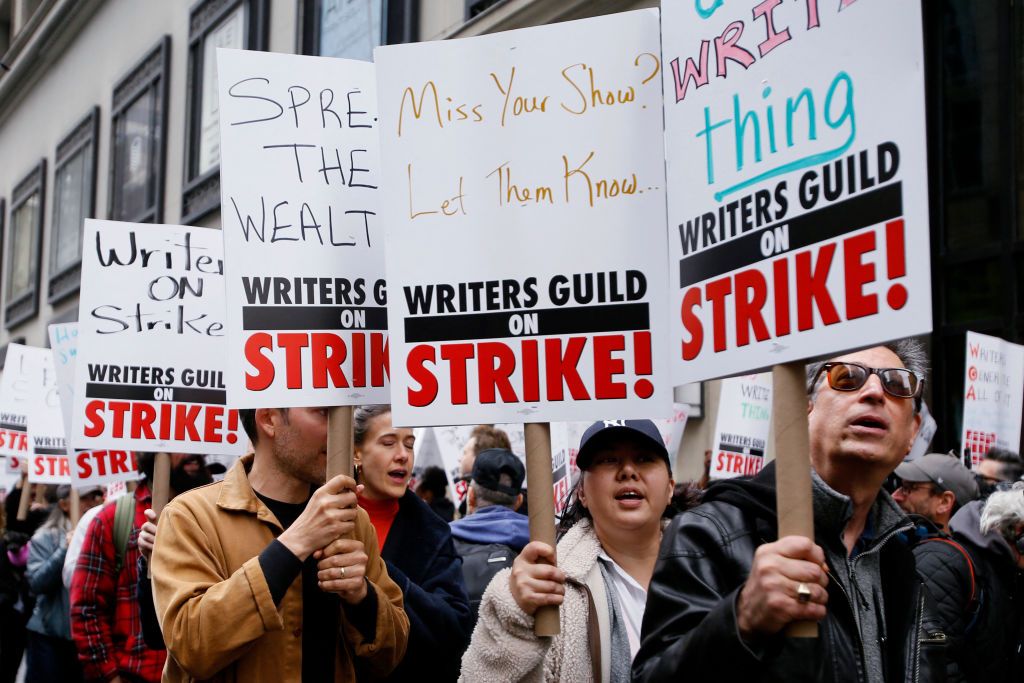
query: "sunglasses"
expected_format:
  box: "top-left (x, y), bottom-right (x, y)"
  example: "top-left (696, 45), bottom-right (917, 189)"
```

top-left (814, 361), bottom-right (922, 399)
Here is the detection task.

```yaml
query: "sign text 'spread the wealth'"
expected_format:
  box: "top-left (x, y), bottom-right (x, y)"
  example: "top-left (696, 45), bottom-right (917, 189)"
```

top-left (661, 0), bottom-right (932, 383)
top-left (218, 49), bottom-right (389, 407)
top-left (375, 10), bottom-right (671, 425)
top-left (71, 220), bottom-right (245, 454)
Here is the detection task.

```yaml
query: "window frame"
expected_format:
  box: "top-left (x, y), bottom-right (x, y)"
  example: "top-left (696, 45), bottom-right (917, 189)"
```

top-left (108, 35), bottom-right (170, 225)
top-left (5, 160), bottom-right (46, 330)
top-left (181, 0), bottom-right (269, 224)
top-left (298, 0), bottom-right (417, 57)
top-left (48, 106), bottom-right (99, 305)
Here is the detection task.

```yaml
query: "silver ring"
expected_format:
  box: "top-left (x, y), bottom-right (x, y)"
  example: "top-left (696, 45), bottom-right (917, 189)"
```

top-left (339, 566), bottom-right (347, 579)
top-left (796, 582), bottom-right (812, 604)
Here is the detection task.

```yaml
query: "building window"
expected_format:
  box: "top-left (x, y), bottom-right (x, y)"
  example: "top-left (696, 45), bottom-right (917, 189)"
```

top-left (49, 107), bottom-right (98, 304)
top-left (466, 0), bottom-right (504, 20)
top-left (109, 36), bottom-right (170, 224)
top-left (182, 0), bottom-right (268, 223)
top-left (300, 0), bottom-right (417, 58)
top-left (925, 0), bottom-right (1024, 453)
top-left (6, 160), bottom-right (45, 329)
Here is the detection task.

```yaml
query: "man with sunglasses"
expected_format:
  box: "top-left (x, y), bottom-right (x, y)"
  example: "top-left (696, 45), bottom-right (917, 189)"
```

top-left (635, 340), bottom-right (946, 682)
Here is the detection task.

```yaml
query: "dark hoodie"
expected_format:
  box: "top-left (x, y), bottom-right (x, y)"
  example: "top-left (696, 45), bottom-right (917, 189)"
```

top-left (948, 500), bottom-right (1024, 681)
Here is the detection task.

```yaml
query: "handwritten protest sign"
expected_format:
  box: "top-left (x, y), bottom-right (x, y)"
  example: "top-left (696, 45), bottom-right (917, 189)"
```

top-left (49, 323), bottom-right (79, 446)
top-left (710, 374), bottom-right (772, 480)
top-left (0, 346), bottom-right (34, 461)
top-left (2, 344), bottom-right (70, 485)
top-left (662, 0), bottom-right (931, 384)
top-left (375, 10), bottom-right (671, 426)
top-left (217, 49), bottom-right (388, 408)
top-left (961, 331), bottom-right (1024, 466)
top-left (71, 220), bottom-right (245, 455)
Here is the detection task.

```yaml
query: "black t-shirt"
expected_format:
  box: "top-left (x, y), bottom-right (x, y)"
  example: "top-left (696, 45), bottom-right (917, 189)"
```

top-left (255, 491), bottom-right (339, 683)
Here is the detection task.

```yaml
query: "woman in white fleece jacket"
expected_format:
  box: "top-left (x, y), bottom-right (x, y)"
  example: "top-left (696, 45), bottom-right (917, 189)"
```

top-left (460, 420), bottom-right (681, 683)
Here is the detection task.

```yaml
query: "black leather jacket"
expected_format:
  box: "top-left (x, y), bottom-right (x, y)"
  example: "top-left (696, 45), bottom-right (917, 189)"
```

top-left (633, 463), bottom-right (946, 682)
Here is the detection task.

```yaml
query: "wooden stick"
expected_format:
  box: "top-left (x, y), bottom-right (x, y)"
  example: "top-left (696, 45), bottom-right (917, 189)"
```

top-left (328, 406), bottom-right (355, 541)
top-left (69, 486), bottom-right (81, 527)
top-left (16, 475), bottom-right (30, 521)
top-left (151, 452), bottom-right (171, 515)
top-left (772, 361), bottom-right (818, 638)
top-left (524, 422), bottom-right (559, 637)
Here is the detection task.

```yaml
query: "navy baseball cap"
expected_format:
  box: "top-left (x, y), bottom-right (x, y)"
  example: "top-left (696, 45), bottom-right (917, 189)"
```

top-left (576, 420), bottom-right (670, 470)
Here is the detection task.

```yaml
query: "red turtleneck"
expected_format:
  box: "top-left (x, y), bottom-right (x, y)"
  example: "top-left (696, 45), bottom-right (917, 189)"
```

top-left (358, 494), bottom-right (400, 551)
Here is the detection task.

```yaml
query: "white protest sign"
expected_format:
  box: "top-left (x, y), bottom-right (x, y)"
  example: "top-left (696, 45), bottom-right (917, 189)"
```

top-left (0, 351), bottom-right (34, 459)
top-left (654, 404), bottom-right (690, 479)
top-left (710, 374), bottom-right (772, 480)
top-left (70, 450), bottom-right (140, 488)
top-left (71, 220), bottom-right (245, 455)
top-left (4, 455), bottom-right (25, 475)
top-left (49, 323), bottom-right (79, 448)
top-left (217, 49), bottom-right (388, 408)
top-left (8, 344), bottom-right (71, 485)
top-left (662, 0), bottom-right (932, 384)
top-left (961, 331), bottom-right (1024, 467)
top-left (376, 10), bottom-right (671, 426)
top-left (907, 400), bottom-right (937, 462)
top-left (430, 424), bottom-right (526, 506)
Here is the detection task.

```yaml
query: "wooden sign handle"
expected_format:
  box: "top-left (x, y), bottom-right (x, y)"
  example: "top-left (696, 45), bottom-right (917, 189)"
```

top-left (151, 452), bottom-right (171, 516)
top-left (16, 473), bottom-right (30, 521)
top-left (328, 406), bottom-right (356, 540)
top-left (69, 487), bottom-right (81, 527)
top-left (524, 422), bottom-right (559, 637)
top-left (772, 361), bottom-right (818, 638)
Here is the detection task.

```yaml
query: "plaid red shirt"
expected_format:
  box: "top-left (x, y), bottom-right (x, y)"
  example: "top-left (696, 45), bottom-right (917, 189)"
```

top-left (70, 485), bottom-right (166, 683)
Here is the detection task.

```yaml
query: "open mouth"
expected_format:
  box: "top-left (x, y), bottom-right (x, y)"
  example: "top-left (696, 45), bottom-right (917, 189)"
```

top-left (387, 469), bottom-right (409, 483)
top-left (851, 415), bottom-right (888, 432)
top-left (614, 488), bottom-right (645, 506)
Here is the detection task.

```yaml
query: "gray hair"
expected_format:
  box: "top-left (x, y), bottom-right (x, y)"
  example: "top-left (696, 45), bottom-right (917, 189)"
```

top-left (805, 338), bottom-right (929, 412)
top-left (354, 405), bottom-right (392, 447)
top-left (471, 479), bottom-right (518, 510)
top-left (980, 483), bottom-right (1024, 537)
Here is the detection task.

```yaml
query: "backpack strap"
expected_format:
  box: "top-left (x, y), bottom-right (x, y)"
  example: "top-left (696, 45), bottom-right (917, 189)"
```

top-left (112, 494), bottom-right (135, 574)
top-left (919, 536), bottom-right (982, 631)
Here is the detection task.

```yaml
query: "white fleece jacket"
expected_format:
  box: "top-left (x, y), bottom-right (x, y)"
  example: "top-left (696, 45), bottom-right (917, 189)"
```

top-left (459, 519), bottom-right (610, 683)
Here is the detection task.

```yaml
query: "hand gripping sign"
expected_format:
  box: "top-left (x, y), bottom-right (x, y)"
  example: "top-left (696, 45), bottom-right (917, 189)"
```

top-left (71, 220), bottom-right (245, 455)
top-left (377, 10), bottom-right (672, 634)
top-left (661, 0), bottom-right (932, 635)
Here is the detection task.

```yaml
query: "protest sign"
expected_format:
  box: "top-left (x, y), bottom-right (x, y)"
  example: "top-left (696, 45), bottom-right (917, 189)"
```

top-left (662, 0), bottom-right (931, 384)
top-left (71, 220), bottom-right (245, 455)
top-left (961, 331), bottom-right (1024, 466)
top-left (710, 374), bottom-right (772, 480)
top-left (0, 346), bottom-right (34, 460)
top-left (217, 48), bottom-right (388, 408)
top-left (4, 344), bottom-right (70, 485)
top-left (375, 10), bottom-right (671, 426)
top-left (49, 323), bottom-right (79, 447)
top-left (907, 400), bottom-right (937, 462)
top-left (4, 455), bottom-right (24, 475)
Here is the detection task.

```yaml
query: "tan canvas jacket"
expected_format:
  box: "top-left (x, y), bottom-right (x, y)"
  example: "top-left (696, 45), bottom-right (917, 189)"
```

top-left (151, 455), bottom-right (409, 682)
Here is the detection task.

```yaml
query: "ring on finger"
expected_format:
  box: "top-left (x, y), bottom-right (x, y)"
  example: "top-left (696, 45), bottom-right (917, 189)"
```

top-left (339, 566), bottom-right (347, 579)
top-left (796, 581), bottom-right (812, 604)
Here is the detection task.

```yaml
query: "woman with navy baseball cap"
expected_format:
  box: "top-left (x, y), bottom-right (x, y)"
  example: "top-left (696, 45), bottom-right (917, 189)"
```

top-left (460, 419), bottom-right (679, 683)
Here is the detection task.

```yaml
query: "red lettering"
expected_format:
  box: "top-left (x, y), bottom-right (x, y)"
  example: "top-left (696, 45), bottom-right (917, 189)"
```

top-left (521, 339), bottom-right (540, 402)
top-left (76, 451), bottom-right (93, 479)
top-left (772, 258), bottom-right (790, 337)
top-left (544, 337), bottom-right (590, 401)
top-left (795, 244), bottom-right (840, 331)
top-left (351, 332), bottom-right (366, 387)
top-left (407, 345), bottom-right (439, 407)
top-left (440, 343), bottom-right (475, 405)
top-left (371, 333), bottom-right (389, 387)
top-left (173, 404), bottom-right (202, 441)
top-left (311, 333), bottom-right (348, 389)
top-left (593, 335), bottom-right (627, 399)
top-left (734, 269), bottom-right (769, 347)
top-left (130, 403), bottom-right (157, 440)
top-left (204, 407), bottom-right (225, 443)
top-left (278, 333), bottom-right (309, 389)
top-left (112, 450), bottom-right (130, 474)
top-left (244, 332), bottom-right (275, 391)
top-left (681, 287), bottom-right (704, 361)
top-left (477, 342), bottom-right (517, 404)
top-left (843, 231), bottom-right (877, 320)
top-left (705, 277), bottom-right (733, 352)
top-left (84, 400), bottom-right (105, 437)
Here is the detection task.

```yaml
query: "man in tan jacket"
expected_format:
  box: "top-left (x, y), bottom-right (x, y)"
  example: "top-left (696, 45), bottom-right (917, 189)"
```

top-left (151, 407), bottom-right (409, 682)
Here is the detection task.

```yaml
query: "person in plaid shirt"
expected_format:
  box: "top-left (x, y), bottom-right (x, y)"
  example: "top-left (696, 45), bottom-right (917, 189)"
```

top-left (70, 454), bottom-right (166, 683)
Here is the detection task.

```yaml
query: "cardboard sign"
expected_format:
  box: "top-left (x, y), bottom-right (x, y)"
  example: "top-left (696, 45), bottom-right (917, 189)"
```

top-left (961, 331), bottom-right (1024, 466)
top-left (4, 344), bottom-right (70, 485)
top-left (376, 10), bottom-right (671, 426)
top-left (662, 0), bottom-right (932, 384)
top-left (0, 346), bottom-right (34, 459)
top-left (49, 323), bottom-right (79, 448)
top-left (711, 374), bottom-right (772, 480)
top-left (217, 49), bottom-right (389, 408)
top-left (71, 220), bottom-right (245, 454)
top-left (906, 400), bottom-right (937, 462)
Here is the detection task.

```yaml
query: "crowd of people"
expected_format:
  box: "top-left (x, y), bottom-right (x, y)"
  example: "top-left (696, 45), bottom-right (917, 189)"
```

top-left (0, 339), bottom-right (1023, 681)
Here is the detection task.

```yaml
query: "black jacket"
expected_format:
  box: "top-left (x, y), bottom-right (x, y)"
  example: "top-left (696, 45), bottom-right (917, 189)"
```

top-left (947, 500), bottom-right (1024, 682)
top-left (378, 490), bottom-right (471, 682)
top-left (632, 463), bottom-right (946, 683)
top-left (905, 516), bottom-right (978, 683)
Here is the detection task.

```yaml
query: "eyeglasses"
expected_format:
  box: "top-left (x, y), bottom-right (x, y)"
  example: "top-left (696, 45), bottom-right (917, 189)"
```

top-left (814, 362), bottom-right (922, 399)
top-left (898, 481), bottom-right (937, 497)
